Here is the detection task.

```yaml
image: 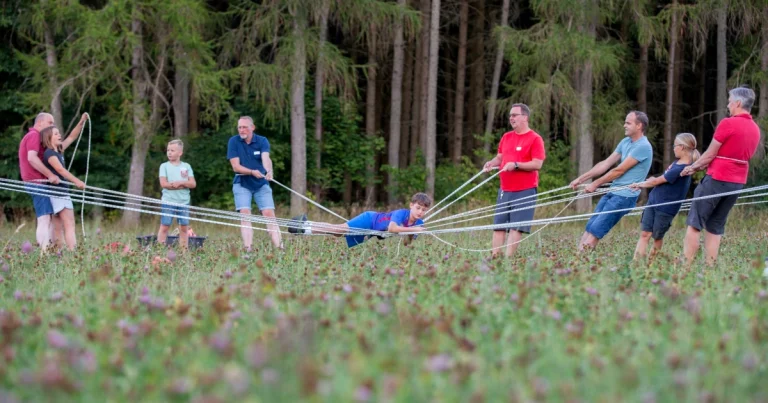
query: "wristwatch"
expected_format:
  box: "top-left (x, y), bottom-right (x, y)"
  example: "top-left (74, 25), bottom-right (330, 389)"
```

top-left (514, 162), bottom-right (519, 170)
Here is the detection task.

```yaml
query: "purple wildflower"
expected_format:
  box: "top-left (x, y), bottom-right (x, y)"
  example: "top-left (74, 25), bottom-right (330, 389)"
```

top-left (354, 385), bottom-right (373, 402)
top-left (47, 330), bottom-right (68, 349)
top-left (49, 292), bottom-right (64, 302)
top-left (245, 343), bottom-right (268, 369)
top-left (425, 354), bottom-right (453, 372)
top-left (21, 241), bottom-right (33, 254)
top-left (167, 250), bottom-right (177, 262)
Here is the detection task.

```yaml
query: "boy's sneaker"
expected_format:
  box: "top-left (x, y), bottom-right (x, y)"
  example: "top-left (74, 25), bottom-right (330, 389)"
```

top-left (288, 214), bottom-right (308, 234)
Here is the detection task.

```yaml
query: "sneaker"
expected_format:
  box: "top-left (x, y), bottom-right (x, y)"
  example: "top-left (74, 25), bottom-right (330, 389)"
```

top-left (288, 213), bottom-right (308, 234)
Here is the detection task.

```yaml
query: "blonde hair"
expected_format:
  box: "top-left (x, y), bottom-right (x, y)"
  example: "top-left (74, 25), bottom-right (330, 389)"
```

top-left (168, 139), bottom-right (184, 151)
top-left (675, 133), bottom-right (700, 163)
top-left (39, 126), bottom-right (62, 153)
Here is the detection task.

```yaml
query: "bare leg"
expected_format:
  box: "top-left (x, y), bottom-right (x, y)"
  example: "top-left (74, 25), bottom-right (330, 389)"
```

top-left (703, 232), bottom-right (722, 266)
top-left (51, 214), bottom-right (64, 249)
top-left (239, 208), bottom-right (253, 251)
top-left (634, 231), bottom-right (652, 259)
top-left (309, 222), bottom-right (350, 237)
top-left (157, 224), bottom-right (170, 244)
top-left (579, 232), bottom-right (599, 252)
top-left (650, 238), bottom-right (664, 258)
top-left (683, 226), bottom-right (700, 266)
top-left (505, 230), bottom-right (523, 257)
top-left (491, 230), bottom-right (506, 258)
top-left (36, 215), bottom-right (52, 248)
top-left (261, 209), bottom-right (282, 248)
top-left (179, 225), bottom-right (189, 249)
top-left (59, 209), bottom-right (77, 251)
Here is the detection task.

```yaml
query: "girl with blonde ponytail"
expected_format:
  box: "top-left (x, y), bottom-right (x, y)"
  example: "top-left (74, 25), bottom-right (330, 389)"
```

top-left (631, 133), bottom-right (699, 259)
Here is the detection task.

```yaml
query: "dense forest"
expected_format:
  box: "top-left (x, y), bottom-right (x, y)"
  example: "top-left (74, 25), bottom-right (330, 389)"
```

top-left (0, 0), bottom-right (766, 226)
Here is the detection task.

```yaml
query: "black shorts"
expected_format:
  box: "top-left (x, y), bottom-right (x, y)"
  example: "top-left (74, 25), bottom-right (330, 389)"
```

top-left (493, 187), bottom-right (537, 233)
top-left (640, 207), bottom-right (676, 240)
top-left (685, 175), bottom-right (742, 235)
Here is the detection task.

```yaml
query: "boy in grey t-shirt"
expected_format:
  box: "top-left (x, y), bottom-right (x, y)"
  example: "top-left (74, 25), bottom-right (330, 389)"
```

top-left (157, 139), bottom-right (196, 249)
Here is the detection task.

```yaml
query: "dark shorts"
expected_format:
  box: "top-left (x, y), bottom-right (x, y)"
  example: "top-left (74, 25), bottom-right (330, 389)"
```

top-left (493, 188), bottom-right (537, 233)
top-left (585, 192), bottom-right (638, 239)
top-left (25, 184), bottom-right (54, 217)
top-left (345, 211), bottom-right (377, 248)
top-left (640, 207), bottom-right (676, 240)
top-left (686, 175), bottom-right (742, 235)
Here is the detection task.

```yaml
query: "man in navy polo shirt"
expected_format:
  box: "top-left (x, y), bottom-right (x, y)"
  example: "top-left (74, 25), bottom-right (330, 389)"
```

top-left (227, 116), bottom-right (282, 251)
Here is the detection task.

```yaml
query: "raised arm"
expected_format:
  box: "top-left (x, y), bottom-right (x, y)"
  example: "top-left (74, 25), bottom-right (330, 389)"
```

top-left (61, 113), bottom-right (89, 151)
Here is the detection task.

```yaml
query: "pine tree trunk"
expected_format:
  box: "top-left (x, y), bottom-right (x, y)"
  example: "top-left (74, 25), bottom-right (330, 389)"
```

top-left (483, 0), bottom-right (510, 155)
top-left (410, 0), bottom-right (429, 165)
top-left (452, 0), bottom-right (469, 164)
top-left (756, 11), bottom-right (768, 161)
top-left (400, 40), bottom-right (414, 168)
top-left (290, 12), bottom-right (307, 217)
top-left (388, 0), bottom-right (407, 206)
top-left (122, 16), bottom-right (149, 227)
top-left (313, 0), bottom-right (330, 200)
top-left (189, 83), bottom-right (199, 134)
top-left (425, 0), bottom-right (440, 196)
top-left (42, 18), bottom-right (62, 129)
top-left (173, 67), bottom-right (190, 137)
top-left (696, 48), bottom-right (707, 148)
top-left (663, 0), bottom-right (679, 168)
top-left (467, 0), bottom-right (485, 163)
top-left (365, 35), bottom-right (378, 208)
top-left (716, 1), bottom-right (728, 123)
top-left (418, 0), bottom-right (432, 154)
top-left (575, 8), bottom-right (595, 214)
top-left (638, 44), bottom-right (648, 112)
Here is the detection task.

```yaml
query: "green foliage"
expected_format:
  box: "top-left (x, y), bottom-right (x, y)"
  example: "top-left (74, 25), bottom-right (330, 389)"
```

top-left (538, 140), bottom-right (573, 191)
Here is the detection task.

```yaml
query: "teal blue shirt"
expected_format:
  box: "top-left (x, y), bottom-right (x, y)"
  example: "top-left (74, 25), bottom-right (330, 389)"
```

top-left (610, 136), bottom-right (653, 198)
top-left (159, 161), bottom-right (193, 204)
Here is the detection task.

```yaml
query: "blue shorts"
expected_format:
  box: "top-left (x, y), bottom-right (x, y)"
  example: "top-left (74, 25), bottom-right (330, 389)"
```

top-left (25, 184), bottom-right (54, 217)
top-left (233, 182), bottom-right (275, 212)
top-left (160, 203), bottom-right (190, 226)
top-left (345, 211), bottom-right (377, 248)
top-left (584, 192), bottom-right (638, 239)
top-left (493, 187), bottom-right (537, 233)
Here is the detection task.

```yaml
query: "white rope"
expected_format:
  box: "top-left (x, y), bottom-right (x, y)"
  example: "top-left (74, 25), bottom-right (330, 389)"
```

top-left (424, 170), bottom-right (501, 222)
top-left (269, 178), bottom-right (348, 222)
top-left (425, 169), bottom-right (487, 215)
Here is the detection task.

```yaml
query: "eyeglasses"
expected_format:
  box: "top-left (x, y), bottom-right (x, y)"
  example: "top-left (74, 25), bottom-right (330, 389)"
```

top-left (509, 113), bottom-right (523, 118)
top-left (237, 126), bottom-right (251, 129)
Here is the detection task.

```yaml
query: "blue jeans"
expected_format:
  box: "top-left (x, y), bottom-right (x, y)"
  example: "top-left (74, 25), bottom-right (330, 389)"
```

top-left (585, 193), bottom-right (638, 239)
top-left (160, 203), bottom-right (190, 226)
top-left (25, 183), bottom-right (54, 217)
top-left (233, 182), bottom-right (275, 211)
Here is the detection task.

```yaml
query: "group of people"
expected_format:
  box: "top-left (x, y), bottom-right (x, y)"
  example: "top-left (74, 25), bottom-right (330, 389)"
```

top-left (18, 86), bottom-right (761, 264)
top-left (484, 86), bottom-right (760, 265)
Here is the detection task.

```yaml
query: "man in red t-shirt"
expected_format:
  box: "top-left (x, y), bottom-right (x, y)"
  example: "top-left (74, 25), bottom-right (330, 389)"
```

top-left (19, 112), bottom-right (87, 249)
top-left (482, 104), bottom-right (546, 258)
top-left (681, 86), bottom-right (761, 266)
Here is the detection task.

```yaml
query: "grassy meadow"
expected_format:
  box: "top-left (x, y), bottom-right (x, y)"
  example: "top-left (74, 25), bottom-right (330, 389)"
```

top-left (0, 207), bottom-right (767, 402)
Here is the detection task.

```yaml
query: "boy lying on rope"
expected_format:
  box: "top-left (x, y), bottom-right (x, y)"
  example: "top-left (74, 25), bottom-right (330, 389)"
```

top-left (288, 193), bottom-right (431, 247)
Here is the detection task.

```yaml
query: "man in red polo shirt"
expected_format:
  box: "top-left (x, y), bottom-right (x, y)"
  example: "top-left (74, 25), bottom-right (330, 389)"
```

top-left (482, 103), bottom-right (546, 258)
top-left (681, 86), bottom-right (761, 265)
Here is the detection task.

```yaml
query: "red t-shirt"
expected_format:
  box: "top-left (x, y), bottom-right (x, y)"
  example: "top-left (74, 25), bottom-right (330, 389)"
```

top-left (707, 114), bottom-right (760, 184)
top-left (18, 128), bottom-right (47, 182)
top-left (497, 130), bottom-right (546, 192)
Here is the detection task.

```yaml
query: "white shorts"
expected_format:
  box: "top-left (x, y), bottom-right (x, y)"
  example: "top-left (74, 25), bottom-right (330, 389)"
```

top-left (51, 195), bottom-right (74, 214)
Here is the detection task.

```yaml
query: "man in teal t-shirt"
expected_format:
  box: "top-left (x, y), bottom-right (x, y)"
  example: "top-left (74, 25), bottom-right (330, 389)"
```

top-left (157, 139), bottom-right (196, 249)
top-left (569, 111), bottom-right (653, 251)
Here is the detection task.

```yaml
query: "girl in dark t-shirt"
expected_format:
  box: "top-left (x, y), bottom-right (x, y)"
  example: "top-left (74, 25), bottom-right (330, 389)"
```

top-left (631, 133), bottom-right (701, 260)
top-left (40, 126), bottom-right (86, 251)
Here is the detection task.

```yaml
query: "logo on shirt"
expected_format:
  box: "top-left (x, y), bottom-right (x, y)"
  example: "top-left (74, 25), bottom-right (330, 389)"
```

top-left (253, 151), bottom-right (261, 156)
top-left (516, 147), bottom-right (522, 151)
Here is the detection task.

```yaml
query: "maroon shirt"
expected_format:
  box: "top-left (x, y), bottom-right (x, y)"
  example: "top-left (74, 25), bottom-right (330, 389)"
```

top-left (18, 128), bottom-right (47, 181)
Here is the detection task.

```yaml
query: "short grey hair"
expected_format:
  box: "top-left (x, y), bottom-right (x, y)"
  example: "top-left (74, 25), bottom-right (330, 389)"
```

top-left (34, 112), bottom-right (53, 125)
top-left (729, 86), bottom-right (755, 111)
top-left (510, 103), bottom-right (531, 117)
top-left (238, 116), bottom-right (255, 126)
top-left (629, 110), bottom-right (649, 134)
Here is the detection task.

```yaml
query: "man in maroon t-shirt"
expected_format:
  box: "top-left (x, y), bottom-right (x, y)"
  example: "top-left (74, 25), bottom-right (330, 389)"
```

top-left (19, 112), bottom-right (87, 249)
top-left (681, 86), bottom-right (761, 266)
top-left (483, 104), bottom-right (546, 258)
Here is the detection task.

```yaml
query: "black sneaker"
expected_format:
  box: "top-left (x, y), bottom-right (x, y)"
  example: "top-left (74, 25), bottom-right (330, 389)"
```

top-left (288, 214), bottom-right (308, 234)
